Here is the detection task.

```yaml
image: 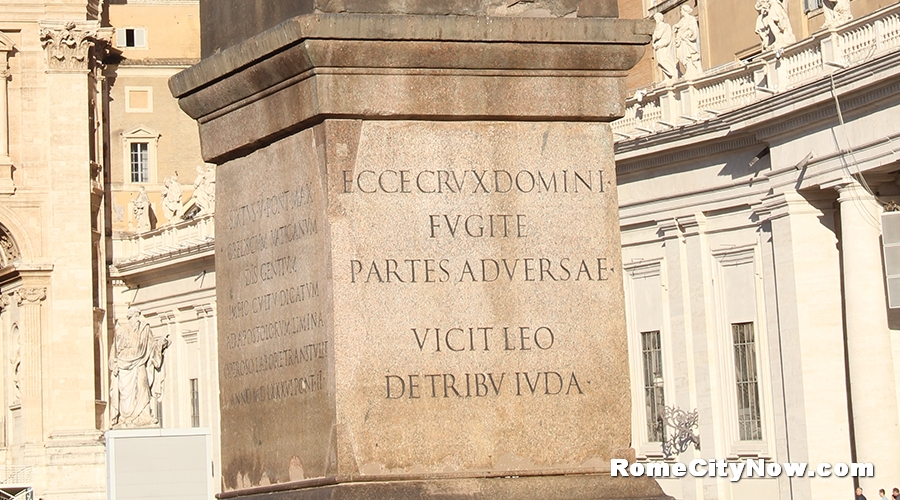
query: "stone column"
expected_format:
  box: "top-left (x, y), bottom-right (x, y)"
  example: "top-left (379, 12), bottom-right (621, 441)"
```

top-left (32, 22), bottom-right (111, 500)
top-left (14, 287), bottom-right (45, 443)
top-left (834, 179), bottom-right (900, 491)
top-left (0, 32), bottom-right (14, 195)
top-left (38, 20), bottom-right (111, 434)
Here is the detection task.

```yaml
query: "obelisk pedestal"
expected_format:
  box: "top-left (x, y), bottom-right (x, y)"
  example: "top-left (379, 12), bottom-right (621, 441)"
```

top-left (170, 3), bottom-right (667, 498)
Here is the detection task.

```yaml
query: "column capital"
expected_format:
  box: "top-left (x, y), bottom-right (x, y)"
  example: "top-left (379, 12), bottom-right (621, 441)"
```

top-left (655, 213), bottom-right (706, 239)
top-left (14, 287), bottom-right (46, 305)
top-left (0, 31), bottom-right (14, 53)
top-left (753, 191), bottom-right (835, 221)
top-left (38, 21), bottom-right (112, 73)
top-left (655, 219), bottom-right (681, 240)
top-left (0, 293), bottom-right (10, 311)
top-left (676, 213), bottom-right (707, 236)
top-left (822, 176), bottom-right (876, 200)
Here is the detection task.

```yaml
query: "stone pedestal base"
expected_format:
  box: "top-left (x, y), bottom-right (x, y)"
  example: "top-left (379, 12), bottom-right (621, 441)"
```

top-left (221, 474), bottom-right (672, 500)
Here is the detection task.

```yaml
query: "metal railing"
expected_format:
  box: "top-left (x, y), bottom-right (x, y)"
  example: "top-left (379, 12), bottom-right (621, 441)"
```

top-left (613, 2), bottom-right (900, 140)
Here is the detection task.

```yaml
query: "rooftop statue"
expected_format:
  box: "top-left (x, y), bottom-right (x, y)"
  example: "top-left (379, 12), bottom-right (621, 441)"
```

top-left (161, 172), bottom-right (184, 223)
top-left (673, 4), bottom-right (703, 79)
top-left (652, 12), bottom-right (677, 83)
top-left (132, 186), bottom-right (152, 233)
top-left (823, 0), bottom-right (853, 29)
top-left (755, 0), bottom-right (796, 51)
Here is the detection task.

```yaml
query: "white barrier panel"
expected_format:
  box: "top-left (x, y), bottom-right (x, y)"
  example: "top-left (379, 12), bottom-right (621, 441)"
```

top-left (107, 428), bottom-right (212, 500)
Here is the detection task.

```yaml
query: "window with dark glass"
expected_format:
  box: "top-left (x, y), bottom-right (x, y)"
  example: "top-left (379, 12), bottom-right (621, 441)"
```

top-left (733, 322), bottom-right (762, 440)
top-left (190, 378), bottom-right (200, 428)
top-left (641, 330), bottom-right (664, 442)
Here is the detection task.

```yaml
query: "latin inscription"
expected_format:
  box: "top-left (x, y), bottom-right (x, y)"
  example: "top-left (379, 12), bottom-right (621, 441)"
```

top-left (350, 257), bottom-right (611, 284)
top-left (220, 159), bottom-right (614, 409)
top-left (340, 166), bottom-right (611, 402)
top-left (342, 169), bottom-right (604, 195)
top-left (220, 181), bottom-right (328, 411)
top-left (385, 325), bottom-right (585, 399)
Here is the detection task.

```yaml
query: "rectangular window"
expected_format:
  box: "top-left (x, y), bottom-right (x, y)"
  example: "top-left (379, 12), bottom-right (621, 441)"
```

top-left (804, 0), bottom-right (823, 12)
top-left (641, 330), bottom-right (665, 442)
top-left (733, 322), bottom-right (762, 440)
top-left (116, 27), bottom-right (147, 48)
top-left (130, 142), bottom-right (149, 183)
top-left (190, 378), bottom-right (200, 428)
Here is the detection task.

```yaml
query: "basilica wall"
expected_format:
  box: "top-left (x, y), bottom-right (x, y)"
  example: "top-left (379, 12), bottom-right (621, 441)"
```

top-left (613, 2), bottom-right (900, 497)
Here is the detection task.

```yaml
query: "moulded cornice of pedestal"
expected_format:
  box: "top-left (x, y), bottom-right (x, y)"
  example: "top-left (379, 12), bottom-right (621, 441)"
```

top-left (172, 13), bottom-right (650, 97)
top-left (170, 14), bottom-right (651, 120)
top-left (170, 14), bottom-right (651, 162)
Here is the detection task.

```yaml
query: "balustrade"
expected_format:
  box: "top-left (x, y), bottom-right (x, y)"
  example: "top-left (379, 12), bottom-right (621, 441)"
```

top-left (613, 2), bottom-right (900, 140)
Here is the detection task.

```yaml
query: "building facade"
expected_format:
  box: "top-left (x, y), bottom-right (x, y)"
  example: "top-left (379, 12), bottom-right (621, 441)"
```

top-left (0, 0), bottom-right (217, 498)
top-left (615, 1), bottom-right (900, 499)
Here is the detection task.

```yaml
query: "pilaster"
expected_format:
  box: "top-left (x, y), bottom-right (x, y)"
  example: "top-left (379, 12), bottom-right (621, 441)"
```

top-left (669, 214), bottom-right (727, 498)
top-left (753, 191), bottom-right (852, 499)
top-left (14, 287), bottom-right (45, 444)
top-left (652, 218), bottom-right (699, 500)
top-left (0, 32), bottom-right (14, 195)
top-left (830, 178), bottom-right (900, 493)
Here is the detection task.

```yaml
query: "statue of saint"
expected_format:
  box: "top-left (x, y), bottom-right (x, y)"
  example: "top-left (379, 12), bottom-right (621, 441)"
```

top-left (756, 0), bottom-right (796, 51)
top-left (652, 13), bottom-right (677, 83)
top-left (132, 186), bottom-right (152, 232)
top-left (822, 0), bottom-right (852, 29)
top-left (673, 4), bottom-right (703, 79)
top-left (190, 165), bottom-right (216, 215)
top-left (161, 173), bottom-right (184, 222)
top-left (109, 308), bottom-right (170, 428)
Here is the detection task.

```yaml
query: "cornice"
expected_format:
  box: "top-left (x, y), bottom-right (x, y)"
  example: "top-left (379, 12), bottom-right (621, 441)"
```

top-left (614, 49), bottom-right (900, 174)
top-left (617, 135), bottom-right (759, 175)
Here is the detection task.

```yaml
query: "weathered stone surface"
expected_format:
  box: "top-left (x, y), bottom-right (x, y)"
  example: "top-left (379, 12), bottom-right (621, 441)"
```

top-left (175, 6), bottom-right (657, 499)
top-left (200, 0), bottom-right (606, 57)
top-left (170, 14), bottom-right (651, 164)
top-left (219, 474), bottom-right (670, 500)
top-left (216, 117), bottom-right (638, 489)
top-left (578, 0), bottom-right (618, 18)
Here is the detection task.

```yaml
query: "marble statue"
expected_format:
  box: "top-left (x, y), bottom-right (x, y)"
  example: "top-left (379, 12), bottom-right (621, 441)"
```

top-left (673, 4), bottom-right (703, 79)
top-left (191, 165), bottom-right (215, 215)
top-left (132, 186), bottom-right (152, 232)
top-left (161, 172), bottom-right (183, 222)
top-left (653, 13), bottom-right (678, 83)
top-left (109, 308), bottom-right (170, 428)
top-left (823, 0), bottom-right (852, 29)
top-left (755, 0), bottom-right (796, 51)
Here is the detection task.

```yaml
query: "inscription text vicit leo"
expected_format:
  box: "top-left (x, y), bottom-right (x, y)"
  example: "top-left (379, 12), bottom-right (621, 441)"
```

top-left (341, 165), bottom-right (614, 402)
